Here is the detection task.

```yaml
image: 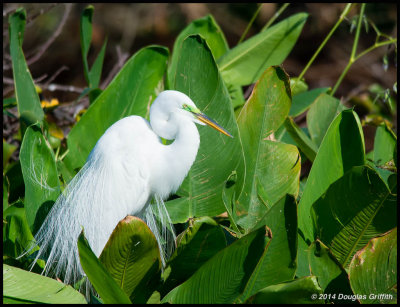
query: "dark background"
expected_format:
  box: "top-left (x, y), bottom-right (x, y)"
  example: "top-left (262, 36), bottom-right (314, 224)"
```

top-left (3, 3), bottom-right (397, 156)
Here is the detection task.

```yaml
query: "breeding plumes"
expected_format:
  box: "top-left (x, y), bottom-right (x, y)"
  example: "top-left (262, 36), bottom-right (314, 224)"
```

top-left (23, 90), bottom-right (232, 296)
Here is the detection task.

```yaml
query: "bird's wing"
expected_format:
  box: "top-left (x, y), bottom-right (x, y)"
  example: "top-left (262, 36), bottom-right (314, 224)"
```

top-left (29, 116), bottom-right (157, 288)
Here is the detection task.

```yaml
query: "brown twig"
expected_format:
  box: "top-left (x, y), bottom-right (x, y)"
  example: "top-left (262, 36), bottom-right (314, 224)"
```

top-left (100, 45), bottom-right (129, 89)
top-left (43, 65), bottom-right (69, 87)
top-left (26, 3), bottom-right (72, 66)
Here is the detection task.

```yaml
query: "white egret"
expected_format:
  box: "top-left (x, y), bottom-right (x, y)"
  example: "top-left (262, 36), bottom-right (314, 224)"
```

top-left (25, 90), bottom-right (232, 294)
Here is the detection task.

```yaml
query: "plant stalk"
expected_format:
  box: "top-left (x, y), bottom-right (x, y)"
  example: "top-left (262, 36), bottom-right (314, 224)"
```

top-left (292, 3), bottom-right (353, 92)
top-left (238, 4), bottom-right (263, 45)
top-left (261, 3), bottom-right (290, 32)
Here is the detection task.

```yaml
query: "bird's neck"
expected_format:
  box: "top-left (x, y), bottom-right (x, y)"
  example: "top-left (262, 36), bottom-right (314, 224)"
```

top-left (155, 121), bottom-right (200, 199)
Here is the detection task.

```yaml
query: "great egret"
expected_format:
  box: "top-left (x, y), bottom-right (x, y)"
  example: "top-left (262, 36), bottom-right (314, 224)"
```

top-left (25, 90), bottom-right (232, 295)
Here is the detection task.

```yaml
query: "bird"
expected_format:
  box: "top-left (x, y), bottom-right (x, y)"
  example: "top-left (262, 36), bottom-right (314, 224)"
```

top-left (24, 90), bottom-right (233, 296)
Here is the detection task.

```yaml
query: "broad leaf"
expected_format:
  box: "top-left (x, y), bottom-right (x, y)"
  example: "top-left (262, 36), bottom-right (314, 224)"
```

top-left (297, 109), bottom-right (365, 245)
top-left (3, 140), bottom-right (17, 171)
top-left (284, 116), bottom-right (317, 162)
top-left (218, 13), bottom-right (308, 86)
top-left (77, 230), bottom-right (132, 304)
top-left (65, 46), bottom-right (168, 170)
top-left (99, 216), bottom-right (161, 303)
top-left (9, 8), bottom-right (44, 130)
top-left (235, 66), bottom-right (296, 230)
top-left (308, 240), bottom-right (355, 304)
top-left (162, 217), bottom-right (227, 295)
top-left (245, 276), bottom-right (324, 304)
top-left (237, 195), bottom-right (298, 301)
top-left (19, 124), bottom-right (60, 234)
top-left (306, 93), bottom-right (347, 147)
top-left (373, 123), bottom-right (396, 166)
top-left (290, 77), bottom-right (308, 96)
top-left (349, 228), bottom-right (397, 304)
top-left (169, 35), bottom-right (243, 218)
top-left (297, 109), bottom-right (365, 277)
top-left (161, 226), bottom-right (272, 304)
top-left (311, 165), bottom-right (397, 268)
top-left (289, 87), bottom-right (330, 117)
top-left (3, 264), bottom-right (87, 304)
top-left (3, 202), bottom-right (36, 259)
top-left (168, 14), bottom-right (228, 88)
top-left (167, 15), bottom-right (244, 109)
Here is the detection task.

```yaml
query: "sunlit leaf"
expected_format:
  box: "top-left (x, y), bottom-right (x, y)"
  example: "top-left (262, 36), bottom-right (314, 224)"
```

top-left (170, 35), bottom-right (243, 218)
top-left (3, 264), bottom-right (87, 304)
top-left (99, 216), bottom-right (161, 303)
top-left (311, 165), bottom-right (397, 268)
top-left (9, 8), bottom-right (44, 130)
top-left (19, 124), bottom-right (61, 234)
top-left (218, 13), bottom-right (308, 86)
top-left (77, 230), bottom-right (132, 304)
top-left (161, 226), bottom-right (272, 304)
top-left (349, 228), bottom-right (397, 304)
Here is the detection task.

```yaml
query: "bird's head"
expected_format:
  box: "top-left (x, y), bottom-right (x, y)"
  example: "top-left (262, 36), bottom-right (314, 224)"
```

top-left (150, 90), bottom-right (232, 139)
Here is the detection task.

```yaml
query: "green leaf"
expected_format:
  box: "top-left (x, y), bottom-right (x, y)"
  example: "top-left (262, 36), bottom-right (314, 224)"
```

top-left (306, 93), bottom-right (347, 147)
top-left (19, 124), bottom-right (61, 234)
top-left (80, 5), bottom-right (94, 84)
top-left (308, 240), bottom-right (355, 304)
top-left (284, 116), bottom-right (318, 162)
top-left (88, 37), bottom-right (107, 90)
top-left (3, 140), bottom-right (17, 169)
top-left (297, 110), bottom-right (365, 277)
top-left (99, 216), bottom-right (161, 303)
top-left (3, 264), bottom-right (87, 304)
top-left (170, 35), bottom-right (243, 218)
top-left (161, 226), bottom-right (272, 304)
top-left (289, 87), bottom-right (330, 117)
top-left (3, 96), bottom-right (17, 109)
top-left (164, 197), bottom-right (191, 224)
top-left (218, 13), bottom-right (308, 86)
top-left (9, 8), bottom-right (44, 129)
top-left (349, 228), bottom-right (397, 304)
top-left (298, 109), bottom-right (365, 246)
top-left (245, 276), bottom-right (324, 304)
top-left (228, 83), bottom-right (246, 109)
top-left (4, 161), bottom-right (25, 205)
top-left (222, 171), bottom-right (242, 234)
top-left (238, 195), bottom-right (298, 301)
top-left (290, 77), bottom-right (308, 96)
top-left (373, 123), bottom-right (397, 166)
top-left (162, 217), bottom-right (227, 295)
top-left (168, 14), bottom-right (228, 88)
top-left (3, 177), bottom-right (8, 210)
top-left (64, 46), bottom-right (168, 170)
top-left (3, 202), bottom-right (36, 259)
top-left (235, 66), bottom-right (297, 230)
top-left (77, 230), bottom-right (132, 304)
top-left (311, 165), bottom-right (397, 268)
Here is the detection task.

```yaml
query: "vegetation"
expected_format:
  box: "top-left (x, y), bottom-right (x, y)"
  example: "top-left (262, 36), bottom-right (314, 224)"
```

top-left (3, 3), bottom-right (397, 304)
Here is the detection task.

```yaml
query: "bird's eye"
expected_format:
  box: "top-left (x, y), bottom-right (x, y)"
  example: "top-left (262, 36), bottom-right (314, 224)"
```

top-left (182, 104), bottom-right (191, 112)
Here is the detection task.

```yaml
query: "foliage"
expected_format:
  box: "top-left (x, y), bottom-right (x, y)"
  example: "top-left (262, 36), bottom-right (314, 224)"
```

top-left (3, 3), bottom-right (397, 305)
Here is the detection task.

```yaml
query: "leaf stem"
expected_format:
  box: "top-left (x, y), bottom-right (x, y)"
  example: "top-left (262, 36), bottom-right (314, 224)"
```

top-left (238, 4), bottom-right (263, 45)
top-left (330, 3), bottom-right (396, 96)
top-left (331, 4), bottom-right (365, 96)
top-left (292, 3), bottom-right (353, 92)
top-left (261, 3), bottom-right (290, 32)
top-left (350, 3), bottom-right (365, 59)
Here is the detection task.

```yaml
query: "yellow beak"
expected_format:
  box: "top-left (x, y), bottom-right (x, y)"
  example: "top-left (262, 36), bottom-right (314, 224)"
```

top-left (196, 113), bottom-right (233, 138)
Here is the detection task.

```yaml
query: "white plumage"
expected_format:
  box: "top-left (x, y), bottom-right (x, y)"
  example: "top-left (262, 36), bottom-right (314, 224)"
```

top-left (25, 90), bottom-right (232, 293)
